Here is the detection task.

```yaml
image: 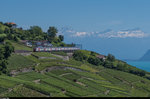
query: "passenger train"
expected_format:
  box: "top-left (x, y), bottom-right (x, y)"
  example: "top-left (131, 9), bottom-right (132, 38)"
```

top-left (33, 46), bottom-right (80, 52)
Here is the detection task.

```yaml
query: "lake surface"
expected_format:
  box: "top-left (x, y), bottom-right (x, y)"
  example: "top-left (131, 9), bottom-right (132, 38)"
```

top-left (126, 61), bottom-right (150, 72)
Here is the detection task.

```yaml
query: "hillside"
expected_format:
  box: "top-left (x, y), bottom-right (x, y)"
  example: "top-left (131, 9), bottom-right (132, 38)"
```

top-left (0, 41), bottom-right (149, 97)
top-left (1, 22), bottom-right (150, 97)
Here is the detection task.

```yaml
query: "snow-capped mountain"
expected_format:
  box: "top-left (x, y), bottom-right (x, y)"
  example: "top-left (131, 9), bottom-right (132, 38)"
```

top-left (58, 27), bottom-right (148, 38)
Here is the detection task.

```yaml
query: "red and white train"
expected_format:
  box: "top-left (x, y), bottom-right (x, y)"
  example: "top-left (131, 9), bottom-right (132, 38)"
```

top-left (33, 47), bottom-right (80, 52)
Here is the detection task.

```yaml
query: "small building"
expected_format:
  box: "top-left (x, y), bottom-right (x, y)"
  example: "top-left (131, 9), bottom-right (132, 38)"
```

top-left (26, 41), bottom-right (32, 47)
top-left (6, 22), bottom-right (17, 28)
top-left (96, 54), bottom-right (106, 60)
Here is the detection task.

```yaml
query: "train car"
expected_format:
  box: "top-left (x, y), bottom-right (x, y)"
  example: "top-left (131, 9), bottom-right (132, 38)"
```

top-left (33, 47), bottom-right (80, 52)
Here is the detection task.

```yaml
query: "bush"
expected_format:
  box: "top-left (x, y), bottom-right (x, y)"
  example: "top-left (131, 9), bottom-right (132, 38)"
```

top-left (129, 69), bottom-right (145, 77)
top-left (73, 50), bottom-right (88, 61)
top-left (103, 61), bottom-right (114, 69)
top-left (87, 57), bottom-right (103, 66)
top-left (107, 54), bottom-right (115, 62)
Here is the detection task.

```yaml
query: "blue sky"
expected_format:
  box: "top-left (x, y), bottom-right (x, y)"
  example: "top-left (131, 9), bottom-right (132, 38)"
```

top-left (1, 0), bottom-right (150, 59)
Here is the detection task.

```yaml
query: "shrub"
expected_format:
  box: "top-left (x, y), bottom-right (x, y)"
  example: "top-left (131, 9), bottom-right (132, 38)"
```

top-left (87, 57), bottom-right (103, 66)
top-left (103, 61), bottom-right (114, 69)
top-left (107, 54), bottom-right (115, 62)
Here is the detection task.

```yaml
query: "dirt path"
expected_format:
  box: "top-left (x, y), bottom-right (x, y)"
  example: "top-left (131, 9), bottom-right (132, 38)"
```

top-left (33, 79), bottom-right (41, 84)
top-left (76, 81), bottom-right (86, 87)
top-left (59, 73), bottom-right (72, 77)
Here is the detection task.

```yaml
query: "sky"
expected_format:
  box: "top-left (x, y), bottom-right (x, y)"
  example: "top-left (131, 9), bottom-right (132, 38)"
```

top-left (1, 0), bottom-right (150, 60)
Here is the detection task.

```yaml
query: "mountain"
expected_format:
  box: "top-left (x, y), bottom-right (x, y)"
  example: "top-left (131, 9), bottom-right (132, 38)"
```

top-left (58, 27), bottom-right (147, 38)
top-left (139, 49), bottom-right (150, 61)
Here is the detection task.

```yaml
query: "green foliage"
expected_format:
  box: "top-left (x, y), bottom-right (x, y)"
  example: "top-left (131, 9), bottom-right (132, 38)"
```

top-left (7, 54), bottom-right (35, 71)
top-left (32, 52), bottom-right (59, 58)
top-left (30, 26), bottom-right (43, 34)
top-left (47, 27), bottom-right (58, 37)
top-left (58, 35), bottom-right (64, 42)
top-left (4, 42), bottom-right (14, 59)
top-left (73, 50), bottom-right (90, 61)
top-left (103, 60), bottom-right (114, 69)
top-left (51, 51), bottom-right (67, 56)
top-left (0, 42), bottom-right (14, 74)
top-left (88, 56), bottom-right (103, 66)
top-left (0, 22), bottom-right (65, 43)
top-left (73, 50), bottom-right (146, 78)
top-left (0, 34), bottom-right (7, 42)
top-left (107, 54), bottom-right (115, 62)
top-left (11, 41), bottom-right (32, 51)
top-left (1, 85), bottom-right (47, 97)
top-left (15, 72), bottom-right (49, 81)
top-left (47, 26), bottom-right (58, 42)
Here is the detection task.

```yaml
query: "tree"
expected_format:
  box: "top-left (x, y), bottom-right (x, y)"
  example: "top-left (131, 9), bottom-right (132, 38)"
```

top-left (0, 34), bottom-right (7, 42)
top-left (29, 26), bottom-right (43, 36)
top-left (88, 57), bottom-right (102, 66)
top-left (58, 35), bottom-right (64, 42)
top-left (7, 33), bottom-right (14, 40)
top-left (107, 54), bottom-right (115, 62)
top-left (73, 50), bottom-right (88, 62)
top-left (4, 42), bottom-right (14, 59)
top-left (0, 42), bottom-right (14, 75)
top-left (47, 26), bottom-right (58, 39)
top-left (103, 60), bottom-right (114, 68)
top-left (14, 36), bottom-right (19, 42)
top-left (4, 28), bottom-right (10, 34)
top-left (116, 62), bottom-right (124, 71)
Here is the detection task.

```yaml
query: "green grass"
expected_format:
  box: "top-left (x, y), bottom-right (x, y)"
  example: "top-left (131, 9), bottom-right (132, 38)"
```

top-left (11, 41), bottom-right (32, 51)
top-left (32, 52), bottom-right (60, 58)
top-left (0, 79), bottom-right (19, 88)
top-left (0, 85), bottom-right (48, 97)
top-left (41, 78), bottom-right (91, 96)
top-left (15, 72), bottom-right (49, 81)
top-left (71, 70), bottom-right (106, 81)
top-left (79, 64), bottom-right (99, 73)
top-left (62, 74), bottom-right (81, 81)
top-left (2, 47), bottom-right (150, 97)
top-left (65, 58), bottom-right (83, 66)
top-left (50, 69), bottom-right (73, 76)
top-left (0, 75), bottom-right (61, 96)
top-left (7, 54), bottom-right (36, 70)
top-left (51, 51), bottom-right (67, 56)
top-left (130, 88), bottom-right (149, 97)
top-left (51, 92), bottom-right (68, 97)
top-left (25, 55), bottom-right (40, 63)
top-left (0, 87), bottom-right (7, 94)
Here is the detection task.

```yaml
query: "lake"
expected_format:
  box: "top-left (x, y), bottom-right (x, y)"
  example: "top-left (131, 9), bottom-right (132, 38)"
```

top-left (126, 61), bottom-right (150, 72)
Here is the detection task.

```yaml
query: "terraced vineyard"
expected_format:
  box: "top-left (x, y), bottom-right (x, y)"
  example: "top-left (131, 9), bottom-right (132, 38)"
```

top-left (2, 49), bottom-right (150, 97)
top-left (7, 54), bottom-right (36, 71)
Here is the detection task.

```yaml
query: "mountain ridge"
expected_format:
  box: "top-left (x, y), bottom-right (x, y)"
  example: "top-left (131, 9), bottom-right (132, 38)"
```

top-left (139, 49), bottom-right (150, 61)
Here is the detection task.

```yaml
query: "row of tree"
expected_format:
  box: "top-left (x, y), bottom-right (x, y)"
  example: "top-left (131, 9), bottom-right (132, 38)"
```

top-left (0, 22), bottom-right (64, 45)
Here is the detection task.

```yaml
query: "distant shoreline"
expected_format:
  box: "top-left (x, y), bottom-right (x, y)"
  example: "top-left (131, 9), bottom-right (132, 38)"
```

top-left (124, 59), bottom-right (150, 62)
